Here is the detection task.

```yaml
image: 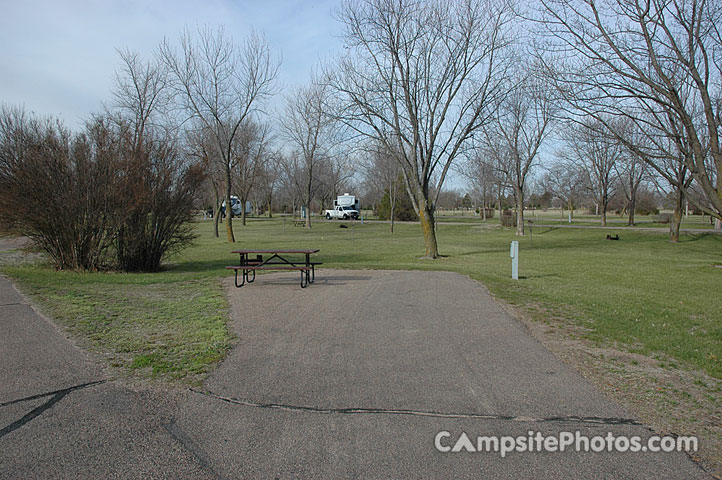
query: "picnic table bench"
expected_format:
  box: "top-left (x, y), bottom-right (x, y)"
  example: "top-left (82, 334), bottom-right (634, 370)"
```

top-left (226, 249), bottom-right (321, 288)
top-left (291, 220), bottom-right (305, 227)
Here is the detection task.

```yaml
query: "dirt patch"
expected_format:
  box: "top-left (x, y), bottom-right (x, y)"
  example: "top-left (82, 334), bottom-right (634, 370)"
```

top-left (0, 236), bottom-right (45, 267)
top-left (0, 236), bottom-right (32, 251)
top-left (499, 300), bottom-right (722, 478)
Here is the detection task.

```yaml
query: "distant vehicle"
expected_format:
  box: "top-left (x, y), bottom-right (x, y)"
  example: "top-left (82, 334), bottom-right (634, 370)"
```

top-left (325, 193), bottom-right (360, 220)
top-left (220, 196), bottom-right (251, 217)
top-left (325, 205), bottom-right (359, 220)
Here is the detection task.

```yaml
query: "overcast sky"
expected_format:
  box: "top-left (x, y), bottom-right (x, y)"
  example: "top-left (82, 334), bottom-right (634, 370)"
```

top-left (0, 0), bottom-right (343, 129)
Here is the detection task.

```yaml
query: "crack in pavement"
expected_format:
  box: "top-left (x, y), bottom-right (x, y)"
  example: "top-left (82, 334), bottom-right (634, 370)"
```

top-left (0, 380), bottom-right (107, 438)
top-left (190, 388), bottom-right (642, 426)
top-left (0, 302), bottom-right (23, 307)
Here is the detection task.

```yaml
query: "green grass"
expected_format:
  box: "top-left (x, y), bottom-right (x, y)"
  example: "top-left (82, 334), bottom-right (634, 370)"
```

top-left (3, 218), bottom-right (721, 382)
top-left (3, 268), bottom-right (231, 385)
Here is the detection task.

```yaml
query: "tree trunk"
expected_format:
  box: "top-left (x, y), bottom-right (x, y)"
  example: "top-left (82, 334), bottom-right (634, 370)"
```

top-left (214, 200), bottom-right (221, 237)
top-left (240, 196), bottom-right (247, 226)
top-left (627, 193), bottom-right (636, 226)
top-left (267, 196), bottom-right (273, 218)
top-left (390, 189), bottom-right (396, 234)
top-left (211, 182), bottom-right (221, 237)
top-left (225, 168), bottom-right (235, 242)
top-left (567, 197), bottom-right (573, 220)
top-left (515, 186), bottom-right (525, 236)
top-left (305, 169), bottom-right (312, 229)
top-left (417, 197), bottom-right (439, 258)
top-left (670, 188), bottom-right (683, 243)
top-left (600, 196), bottom-right (607, 226)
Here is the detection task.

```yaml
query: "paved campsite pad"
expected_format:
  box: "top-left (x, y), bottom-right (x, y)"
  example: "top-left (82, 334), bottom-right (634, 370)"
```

top-left (172, 270), bottom-right (708, 479)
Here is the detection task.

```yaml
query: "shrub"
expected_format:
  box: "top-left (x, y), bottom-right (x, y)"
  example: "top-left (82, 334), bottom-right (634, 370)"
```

top-left (479, 207), bottom-right (495, 219)
top-left (635, 189), bottom-right (660, 216)
top-left (656, 213), bottom-right (673, 224)
top-left (377, 185), bottom-right (418, 221)
top-left (501, 210), bottom-right (517, 227)
top-left (116, 135), bottom-right (204, 272)
top-left (0, 107), bottom-right (204, 271)
top-left (0, 109), bottom-right (126, 270)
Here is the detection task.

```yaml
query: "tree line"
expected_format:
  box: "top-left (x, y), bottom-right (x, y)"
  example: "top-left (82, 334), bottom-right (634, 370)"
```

top-left (1, 0), bottom-right (720, 268)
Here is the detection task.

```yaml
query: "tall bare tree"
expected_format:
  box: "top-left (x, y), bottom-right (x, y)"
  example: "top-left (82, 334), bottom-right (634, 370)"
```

top-left (233, 120), bottom-right (272, 225)
top-left (543, 159), bottom-right (584, 220)
top-left (615, 147), bottom-right (649, 226)
top-left (562, 120), bottom-right (622, 226)
top-left (280, 79), bottom-right (338, 228)
top-left (159, 26), bottom-right (279, 242)
top-left (110, 49), bottom-right (170, 149)
top-left (362, 141), bottom-right (402, 232)
top-left (186, 124), bottom-right (224, 236)
top-left (330, 0), bottom-right (513, 257)
top-left (479, 74), bottom-right (555, 235)
top-left (536, 0), bottom-right (722, 221)
top-left (317, 153), bottom-right (355, 212)
top-left (253, 151), bottom-right (282, 218)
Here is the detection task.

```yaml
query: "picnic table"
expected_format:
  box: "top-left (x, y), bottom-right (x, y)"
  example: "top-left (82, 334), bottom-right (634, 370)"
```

top-left (226, 249), bottom-right (321, 288)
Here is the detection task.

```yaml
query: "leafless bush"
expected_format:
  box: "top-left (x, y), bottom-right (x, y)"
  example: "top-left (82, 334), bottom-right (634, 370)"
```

top-left (0, 108), bottom-right (125, 270)
top-left (0, 106), bottom-right (204, 271)
top-left (116, 130), bottom-right (205, 272)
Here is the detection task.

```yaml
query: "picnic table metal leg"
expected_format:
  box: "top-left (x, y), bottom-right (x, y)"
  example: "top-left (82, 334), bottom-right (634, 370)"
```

top-left (234, 269), bottom-right (246, 288)
top-left (239, 253), bottom-right (255, 284)
top-left (305, 253), bottom-right (313, 284)
top-left (300, 269), bottom-right (308, 288)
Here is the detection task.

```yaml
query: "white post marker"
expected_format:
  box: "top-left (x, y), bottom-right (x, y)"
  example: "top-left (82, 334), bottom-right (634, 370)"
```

top-left (510, 241), bottom-right (519, 280)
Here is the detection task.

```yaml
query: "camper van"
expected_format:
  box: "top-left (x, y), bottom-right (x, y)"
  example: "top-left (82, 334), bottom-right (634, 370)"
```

top-left (220, 196), bottom-right (252, 217)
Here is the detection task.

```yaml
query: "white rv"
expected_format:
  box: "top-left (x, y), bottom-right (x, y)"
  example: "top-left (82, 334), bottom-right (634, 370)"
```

top-left (325, 193), bottom-right (360, 220)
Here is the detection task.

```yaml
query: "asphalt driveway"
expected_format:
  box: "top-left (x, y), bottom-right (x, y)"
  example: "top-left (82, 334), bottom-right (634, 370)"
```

top-left (172, 270), bottom-right (708, 479)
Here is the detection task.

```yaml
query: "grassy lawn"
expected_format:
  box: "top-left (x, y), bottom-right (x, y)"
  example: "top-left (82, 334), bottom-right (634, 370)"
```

top-left (2, 218), bottom-right (721, 383)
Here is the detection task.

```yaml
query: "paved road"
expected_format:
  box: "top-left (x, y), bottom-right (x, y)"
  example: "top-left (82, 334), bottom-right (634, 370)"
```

top-left (0, 270), bottom-right (710, 478)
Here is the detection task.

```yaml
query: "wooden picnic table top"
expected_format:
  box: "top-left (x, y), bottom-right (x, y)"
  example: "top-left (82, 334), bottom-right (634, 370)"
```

top-left (231, 249), bottom-right (320, 254)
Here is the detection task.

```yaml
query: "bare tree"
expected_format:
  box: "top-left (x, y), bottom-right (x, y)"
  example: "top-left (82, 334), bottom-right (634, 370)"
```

top-left (233, 120), bottom-right (272, 225)
top-left (280, 79), bottom-right (338, 228)
top-left (536, 0), bottom-right (722, 221)
top-left (254, 151), bottom-right (282, 218)
top-left (460, 150), bottom-right (503, 220)
top-left (362, 141), bottom-right (402, 232)
top-left (159, 26), bottom-right (279, 242)
top-left (654, 126), bottom-right (696, 241)
top-left (479, 74), bottom-right (555, 234)
top-left (317, 153), bottom-right (355, 213)
top-left (615, 144), bottom-right (650, 226)
top-left (562, 120), bottom-right (622, 225)
top-left (543, 159), bottom-right (585, 220)
top-left (330, 0), bottom-right (513, 257)
top-left (109, 49), bottom-right (170, 149)
top-left (187, 124), bottom-right (224, 236)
